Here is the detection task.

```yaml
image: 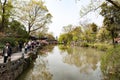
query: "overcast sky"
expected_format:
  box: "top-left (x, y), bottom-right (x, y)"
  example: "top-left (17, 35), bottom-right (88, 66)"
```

top-left (44, 0), bottom-right (104, 37)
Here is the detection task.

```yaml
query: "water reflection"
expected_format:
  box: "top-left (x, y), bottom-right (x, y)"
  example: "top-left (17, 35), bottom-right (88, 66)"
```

top-left (31, 55), bottom-right (53, 80)
top-left (17, 55), bottom-right (53, 80)
top-left (59, 46), bottom-right (103, 80)
top-left (61, 46), bottom-right (101, 70)
top-left (17, 45), bottom-right (104, 80)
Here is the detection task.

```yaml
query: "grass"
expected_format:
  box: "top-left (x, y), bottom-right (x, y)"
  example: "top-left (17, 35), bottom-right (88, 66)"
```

top-left (88, 42), bottom-right (113, 51)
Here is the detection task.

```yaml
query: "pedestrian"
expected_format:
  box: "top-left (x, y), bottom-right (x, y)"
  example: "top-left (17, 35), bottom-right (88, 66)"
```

top-left (24, 42), bottom-right (28, 54)
top-left (2, 42), bottom-right (12, 63)
top-left (18, 41), bottom-right (23, 52)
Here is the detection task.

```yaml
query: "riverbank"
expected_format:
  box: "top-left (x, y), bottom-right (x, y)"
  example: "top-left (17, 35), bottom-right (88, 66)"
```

top-left (74, 42), bottom-right (113, 51)
top-left (80, 42), bottom-right (120, 79)
top-left (101, 45), bottom-right (120, 80)
top-left (0, 47), bottom-right (40, 80)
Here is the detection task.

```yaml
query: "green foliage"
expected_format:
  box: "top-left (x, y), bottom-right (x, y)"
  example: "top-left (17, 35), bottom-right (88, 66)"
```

top-left (101, 45), bottom-right (120, 80)
top-left (59, 33), bottom-right (73, 44)
top-left (96, 27), bottom-right (111, 42)
top-left (16, 38), bottom-right (27, 43)
top-left (62, 24), bottom-right (73, 33)
top-left (71, 26), bottom-right (82, 42)
top-left (0, 0), bottom-right (13, 32)
top-left (100, 2), bottom-right (120, 45)
top-left (0, 37), bottom-right (27, 49)
top-left (93, 43), bottom-right (112, 51)
top-left (59, 25), bottom-right (83, 45)
top-left (4, 20), bottom-right (29, 39)
top-left (100, 3), bottom-right (120, 31)
top-left (0, 43), bottom-right (4, 49)
top-left (58, 45), bottom-right (68, 51)
top-left (89, 23), bottom-right (98, 33)
top-left (14, 0), bottom-right (52, 34)
top-left (80, 42), bottom-right (89, 47)
top-left (45, 33), bottom-right (55, 40)
top-left (82, 28), bottom-right (96, 43)
top-left (0, 37), bottom-right (17, 47)
top-left (78, 23), bottom-right (98, 43)
top-left (59, 23), bottom-right (99, 45)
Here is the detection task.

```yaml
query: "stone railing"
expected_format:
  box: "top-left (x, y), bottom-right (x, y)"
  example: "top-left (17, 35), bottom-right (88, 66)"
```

top-left (0, 47), bottom-right (39, 80)
top-left (0, 57), bottom-right (24, 80)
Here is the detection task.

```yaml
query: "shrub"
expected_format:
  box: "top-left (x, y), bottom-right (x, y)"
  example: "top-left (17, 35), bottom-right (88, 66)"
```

top-left (91, 43), bottom-right (113, 51)
top-left (0, 43), bottom-right (4, 49)
top-left (101, 46), bottom-right (120, 80)
top-left (80, 42), bottom-right (89, 47)
top-left (0, 37), bottom-right (17, 47)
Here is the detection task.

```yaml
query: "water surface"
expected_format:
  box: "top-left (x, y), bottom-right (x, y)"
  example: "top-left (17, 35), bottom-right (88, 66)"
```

top-left (17, 46), bottom-right (104, 80)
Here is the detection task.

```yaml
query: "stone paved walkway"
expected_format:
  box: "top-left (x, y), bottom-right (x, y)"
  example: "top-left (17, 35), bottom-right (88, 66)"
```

top-left (0, 48), bottom-right (30, 63)
top-left (0, 52), bottom-right (23, 63)
top-left (0, 47), bottom-right (37, 63)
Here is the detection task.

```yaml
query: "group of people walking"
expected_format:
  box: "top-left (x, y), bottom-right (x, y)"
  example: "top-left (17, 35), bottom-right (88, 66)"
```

top-left (23, 40), bottom-right (40, 54)
top-left (2, 40), bottom-right (41, 63)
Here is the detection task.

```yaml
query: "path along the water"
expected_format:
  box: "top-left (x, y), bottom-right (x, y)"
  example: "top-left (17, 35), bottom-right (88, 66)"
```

top-left (0, 50), bottom-right (29, 63)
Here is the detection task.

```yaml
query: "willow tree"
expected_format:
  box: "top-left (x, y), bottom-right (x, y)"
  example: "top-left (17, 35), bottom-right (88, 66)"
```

top-left (14, 0), bottom-right (52, 35)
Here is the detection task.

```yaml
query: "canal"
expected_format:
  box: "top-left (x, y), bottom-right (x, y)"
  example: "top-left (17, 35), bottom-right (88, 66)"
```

top-left (17, 45), bottom-right (104, 80)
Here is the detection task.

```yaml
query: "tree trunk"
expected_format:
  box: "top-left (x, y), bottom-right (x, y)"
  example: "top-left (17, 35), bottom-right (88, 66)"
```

top-left (28, 23), bottom-right (31, 35)
top-left (1, 8), bottom-right (5, 32)
top-left (0, 0), bottom-right (7, 32)
top-left (111, 30), bottom-right (115, 47)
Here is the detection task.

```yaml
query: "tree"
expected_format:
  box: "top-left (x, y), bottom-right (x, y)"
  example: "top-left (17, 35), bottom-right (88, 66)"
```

top-left (14, 0), bottom-right (52, 35)
top-left (100, 2), bottom-right (120, 45)
top-left (106, 0), bottom-right (120, 9)
top-left (7, 20), bottom-right (29, 38)
top-left (0, 0), bottom-right (13, 32)
top-left (45, 33), bottom-right (55, 40)
top-left (82, 29), bottom-right (93, 43)
top-left (59, 33), bottom-right (73, 44)
top-left (81, 23), bottom-right (98, 43)
top-left (62, 24), bottom-right (74, 33)
top-left (96, 27), bottom-right (110, 42)
top-left (89, 23), bottom-right (98, 33)
top-left (71, 26), bottom-right (82, 42)
top-left (79, 0), bottom-right (120, 18)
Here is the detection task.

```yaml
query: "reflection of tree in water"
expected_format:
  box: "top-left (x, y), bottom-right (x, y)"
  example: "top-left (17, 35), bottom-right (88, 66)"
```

top-left (39, 45), bottom-right (54, 54)
top-left (58, 45), bottom-right (68, 52)
top-left (101, 47), bottom-right (120, 80)
top-left (60, 46), bottom-right (103, 73)
top-left (31, 55), bottom-right (53, 80)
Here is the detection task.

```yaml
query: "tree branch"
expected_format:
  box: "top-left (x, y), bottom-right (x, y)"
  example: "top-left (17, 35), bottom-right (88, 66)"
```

top-left (106, 0), bottom-right (120, 9)
top-left (30, 21), bottom-right (47, 32)
top-left (80, 0), bottom-right (120, 18)
top-left (80, 5), bottom-right (101, 18)
top-left (30, 25), bottom-right (43, 32)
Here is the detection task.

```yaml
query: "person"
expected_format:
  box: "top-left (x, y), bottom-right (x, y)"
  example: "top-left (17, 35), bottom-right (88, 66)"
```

top-left (18, 41), bottom-right (23, 52)
top-left (24, 42), bottom-right (28, 54)
top-left (2, 42), bottom-right (12, 63)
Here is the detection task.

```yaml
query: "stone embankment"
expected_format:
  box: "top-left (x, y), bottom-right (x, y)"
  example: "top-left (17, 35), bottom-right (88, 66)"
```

top-left (0, 47), bottom-right (40, 80)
